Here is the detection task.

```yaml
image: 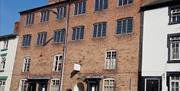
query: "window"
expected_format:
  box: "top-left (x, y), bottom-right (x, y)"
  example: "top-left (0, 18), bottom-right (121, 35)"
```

top-left (170, 76), bottom-right (180, 91)
top-left (72, 26), bottom-right (84, 40)
top-left (26, 13), bottom-right (34, 25)
top-left (3, 40), bottom-right (8, 49)
top-left (105, 50), bottom-right (116, 69)
top-left (74, 1), bottom-right (86, 15)
top-left (95, 0), bottom-right (108, 11)
top-left (117, 17), bottom-right (133, 34)
top-left (118, 0), bottom-right (133, 6)
top-left (19, 79), bottom-right (27, 91)
top-left (93, 22), bottom-right (106, 38)
top-left (53, 55), bottom-right (63, 72)
top-left (22, 34), bottom-right (31, 47)
top-left (103, 78), bottom-right (115, 91)
top-left (0, 80), bottom-right (5, 91)
top-left (54, 29), bottom-right (65, 43)
top-left (57, 6), bottom-right (66, 19)
top-left (145, 78), bottom-right (161, 91)
top-left (0, 56), bottom-right (6, 71)
top-left (51, 79), bottom-right (60, 91)
top-left (168, 34), bottom-right (180, 62)
top-left (169, 7), bottom-right (180, 24)
top-left (40, 11), bottom-right (50, 22)
top-left (22, 57), bottom-right (30, 72)
top-left (37, 32), bottom-right (47, 46)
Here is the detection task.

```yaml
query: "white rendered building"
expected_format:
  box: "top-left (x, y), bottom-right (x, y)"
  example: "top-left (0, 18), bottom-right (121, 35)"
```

top-left (0, 34), bottom-right (18, 91)
top-left (140, 0), bottom-right (180, 91)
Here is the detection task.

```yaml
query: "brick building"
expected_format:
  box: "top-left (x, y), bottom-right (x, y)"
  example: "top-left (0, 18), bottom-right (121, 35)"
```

top-left (10, 0), bottom-right (143, 91)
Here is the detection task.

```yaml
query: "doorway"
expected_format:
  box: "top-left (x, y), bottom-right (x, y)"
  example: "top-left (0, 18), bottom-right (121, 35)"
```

top-left (145, 78), bottom-right (160, 91)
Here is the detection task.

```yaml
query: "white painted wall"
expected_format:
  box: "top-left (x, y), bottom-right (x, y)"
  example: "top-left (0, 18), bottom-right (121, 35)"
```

top-left (142, 7), bottom-right (180, 76)
top-left (0, 37), bottom-right (18, 91)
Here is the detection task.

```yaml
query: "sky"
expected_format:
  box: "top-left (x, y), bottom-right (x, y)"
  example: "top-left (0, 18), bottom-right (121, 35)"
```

top-left (0, 0), bottom-right (47, 36)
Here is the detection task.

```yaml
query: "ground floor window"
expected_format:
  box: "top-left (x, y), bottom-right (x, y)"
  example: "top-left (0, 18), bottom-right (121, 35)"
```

top-left (170, 76), bottom-right (180, 91)
top-left (19, 79), bottom-right (27, 91)
top-left (51, 79), bottom-right (60, 91)
top-left (144, 77), bottom-right (161, 91)
top-left (86, 78), bottom-right (100, 91)
top-left (103, 78), bottom-right (115, 91)
top-left (19, 79), bottom-right (48, 91)
top-left (0, 80), bottom-right (5, 91)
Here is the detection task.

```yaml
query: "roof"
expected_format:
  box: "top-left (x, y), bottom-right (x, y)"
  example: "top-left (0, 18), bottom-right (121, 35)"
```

top-left (19, 0), bottom-right (68, 14)
top-left (0, 33), bottom-right (17, 41)
top-left (141, 0), bottom-right (180, 11)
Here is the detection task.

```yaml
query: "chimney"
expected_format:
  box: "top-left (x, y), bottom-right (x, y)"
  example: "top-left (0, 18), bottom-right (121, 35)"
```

top-left (14, 22), bottom-right (19, 34)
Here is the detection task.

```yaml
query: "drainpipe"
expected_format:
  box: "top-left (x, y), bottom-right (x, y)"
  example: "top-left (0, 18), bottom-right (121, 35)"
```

top-left (60, 0), bottom-right (71, 91)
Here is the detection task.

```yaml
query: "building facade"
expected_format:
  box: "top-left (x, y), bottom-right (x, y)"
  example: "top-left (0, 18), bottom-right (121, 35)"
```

top-left (140, 0), bottom-right (180, 91)
top-left (10, 0), bottom-right (143, 91)
top-left (0, 34), bottom-right (18, 91)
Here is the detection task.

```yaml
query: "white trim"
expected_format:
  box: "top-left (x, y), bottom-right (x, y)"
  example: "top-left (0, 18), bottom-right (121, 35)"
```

top-left (50, 79), bottom-right (60, 91)
top-left (102, 78), bottom-right (115, 91)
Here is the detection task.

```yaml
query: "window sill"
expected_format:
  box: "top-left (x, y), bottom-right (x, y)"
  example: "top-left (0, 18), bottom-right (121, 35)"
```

top-left (168, 22), bottom-right (180, 25)
top-left (167, 60), bottom-right (180, 63)
top-left (92, 36), bottom-right (106, 40)
top-left (0, 48), bottom-right (8, 52)
top-left (94, 9), bottom-right (108, 13)
top-left (73, 13), bottom-right (86, 17)
top-left (115, 32), bottom-right (133, 37)
top-left (24, 24), bottom-right (33, 28)
top-left (70, 39), bottom-right (84, 43)
top-left (52, 42), bottom-right (64, 45)
top-left (103, 69), bottom-right (117, 72)
top-left (39, 21), bottom-right (49, 25)
top-left (21, 46), bottom-right (30, 48)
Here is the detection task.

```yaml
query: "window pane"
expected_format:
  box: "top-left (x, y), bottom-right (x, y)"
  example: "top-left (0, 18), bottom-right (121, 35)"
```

top-left (102, 23), bottom-right (106, 36)
top-left (117, 20), bottom-right (122, 34)
top-left (127, 18), bottom-right (133, 33)
top-left (95, 0), bottom-right (99, 11)
top-left (104, 0), bottom-right (108, 9)
top-left (122, 20), bottom-right (127, 33)
top-left (93, 24), bottom-right (97, 37)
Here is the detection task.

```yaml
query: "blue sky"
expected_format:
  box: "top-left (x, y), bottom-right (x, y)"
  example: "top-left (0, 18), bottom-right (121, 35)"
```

top-left (0, 0), bottom-right (47, 36)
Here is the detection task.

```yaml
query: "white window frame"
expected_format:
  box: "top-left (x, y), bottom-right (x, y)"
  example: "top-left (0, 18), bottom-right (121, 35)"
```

top-left (170, 37), bottom-right (180, 60)
top-left (170, 76), bottom-right (180, 91)
top-left (51, 79), bottom-right (60, 91)
top-left (26, 13), bottom-right (34, 25)
top-left (22, 57), bottom-right (31, 72)
top-left (0, 80), bottom-right (5, 91)
top-left (3, 40), bottom-right (8, 49)
top-left (93, 22), bottom-right (107, 38)
top-left (0, 56), bottom-right (6, 71)
top-left (103, 78), bottom-right (115, 91)
top-left (57, 6), bottom-right (66, 19)
top-left (53, 54), bottom-right (63, 72)
top-left (19, 79), bottom-right (27, 91)
top-left (40, 10), bottom-right (49, 22)
top-left (74, 1), bottom-right (86, 15)
top-left (105, 50), bottom-right (117, 69)
top-left (118, 0), bottom-right (133, 6)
